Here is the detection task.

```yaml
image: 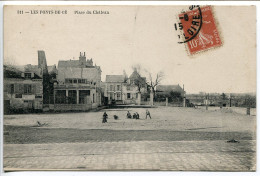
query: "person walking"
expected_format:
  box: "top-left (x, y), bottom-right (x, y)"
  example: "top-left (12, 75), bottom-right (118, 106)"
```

top-left (136, 112), bottom-right (140, 119)
top-left (102, 111), bottom-right (108, 123)
top-left (146, 109), bottom-right (151, 119)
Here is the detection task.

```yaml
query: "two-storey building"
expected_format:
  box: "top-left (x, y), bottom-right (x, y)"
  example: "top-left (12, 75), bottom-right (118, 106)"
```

top-left (105, 75), bottom-right (126, 103)
top-left (3, 51), bottom-right (51, 113)
top-left (105, 70), bottom-right (147, 105)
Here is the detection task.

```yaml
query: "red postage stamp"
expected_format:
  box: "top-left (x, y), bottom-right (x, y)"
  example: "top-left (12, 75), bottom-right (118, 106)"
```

top-left (177, 6), bottom-right (222, 55)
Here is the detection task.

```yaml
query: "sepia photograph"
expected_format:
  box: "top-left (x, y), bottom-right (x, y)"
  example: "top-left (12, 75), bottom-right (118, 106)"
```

top-left (2, 5), bottom-right (256, 171)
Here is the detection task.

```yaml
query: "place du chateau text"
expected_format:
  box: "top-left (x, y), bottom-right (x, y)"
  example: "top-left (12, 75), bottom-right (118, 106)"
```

top-left (74, 10), bottom-right (110, 15)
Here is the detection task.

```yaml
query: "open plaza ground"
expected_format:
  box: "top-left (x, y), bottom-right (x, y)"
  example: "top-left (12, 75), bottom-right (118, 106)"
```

top-left (3, 106), bottom-right (256, 171)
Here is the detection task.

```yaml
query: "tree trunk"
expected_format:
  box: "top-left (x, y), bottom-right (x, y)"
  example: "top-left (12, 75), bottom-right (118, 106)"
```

top-left (152, 87), bottom-right (155, 101)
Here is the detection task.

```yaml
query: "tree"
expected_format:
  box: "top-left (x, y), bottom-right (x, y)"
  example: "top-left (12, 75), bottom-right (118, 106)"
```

top-left (148, 71), bottom-right (164, 100)
top-left (169, 91), bottom-right (183, 102)
top-left (131, 65), bottom-right (146, 92)
top-left (123, 70), bottom-right (128, 83)
top-left (221, 93), bottom-right (226, 100)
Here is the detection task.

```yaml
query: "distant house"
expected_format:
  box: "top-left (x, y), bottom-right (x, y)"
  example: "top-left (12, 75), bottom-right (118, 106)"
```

top-left (105, 70), bottom-right (147, 105)
top-left (3, 51), bottom-right (52, 113)
top-left (54, 52), bottom-right (102, 111)
top-left (156, 84), bottom-right (185, 97)
top-left (105, 75), bottom-right (126, 102)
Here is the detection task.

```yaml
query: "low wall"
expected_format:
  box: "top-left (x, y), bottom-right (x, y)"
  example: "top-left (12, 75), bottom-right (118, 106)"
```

top-left (197, 106), bottom-right (256, 116)
top-left (54, 104), bottom-right (92, 112)
top-left (141, 101), bottom-right (182, 107)
top-left (124, 99), bottom-right (137, 105)
top-left (230, 107), bottom-right (256, 116)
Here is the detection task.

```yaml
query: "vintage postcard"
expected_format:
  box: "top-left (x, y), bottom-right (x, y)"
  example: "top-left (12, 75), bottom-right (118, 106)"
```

top-left (3, 5), bottom-right (256, 171)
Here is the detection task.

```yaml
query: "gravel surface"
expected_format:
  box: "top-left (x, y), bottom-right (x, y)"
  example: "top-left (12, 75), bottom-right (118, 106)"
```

top-left (4, 107), bottom-right (256, 132)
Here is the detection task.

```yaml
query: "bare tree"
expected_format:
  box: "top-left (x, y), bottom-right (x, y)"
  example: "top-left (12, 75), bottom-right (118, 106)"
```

top-left (123, 69), bottom-right (128, 83)
top-left (148, 71), bottom-right (164, 99)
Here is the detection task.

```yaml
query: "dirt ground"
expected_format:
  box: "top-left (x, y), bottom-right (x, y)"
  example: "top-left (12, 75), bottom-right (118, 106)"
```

top-left (3, 106), bottom-right (256, 171)
top-left (4, 106), bottom-right (256, 132)
top-left (4, 106), bottom-right (256, 144)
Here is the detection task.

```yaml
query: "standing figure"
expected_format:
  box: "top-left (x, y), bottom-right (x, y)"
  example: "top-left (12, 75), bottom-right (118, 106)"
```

top-left (146, 109), bottom-right (151, 119)
top-left (133, 113), bottom-right (136, 119)
top-left (102, 111), bottom-right (108, 123)
top-left (127, 111), bottom-right (132, 119)
top-left (136, 112), bottom-right (140, 119)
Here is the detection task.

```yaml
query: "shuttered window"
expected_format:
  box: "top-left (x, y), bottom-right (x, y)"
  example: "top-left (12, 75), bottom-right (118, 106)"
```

top-left (10, 84), bottom-right (14, 94)
top-left (24, 84), bottom-right (32, 94)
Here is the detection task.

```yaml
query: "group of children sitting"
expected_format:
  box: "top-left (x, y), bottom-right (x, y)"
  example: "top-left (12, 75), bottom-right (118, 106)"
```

top-left (102, 109), bottom-right (151, 123)
top-left (126, 111), bottom-right (140, 119)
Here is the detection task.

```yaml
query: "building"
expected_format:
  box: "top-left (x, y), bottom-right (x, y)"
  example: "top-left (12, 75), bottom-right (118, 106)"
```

top-left (54, 52), bottom-right (102, 111)
top-left (105, 75), bottom-right (126, 102)
top-left (156, 84), bottom-right (185, 97)
top-left (3, 51), bottom-right (52, 113)
top-left (105, 70), bottom-right (147, 105)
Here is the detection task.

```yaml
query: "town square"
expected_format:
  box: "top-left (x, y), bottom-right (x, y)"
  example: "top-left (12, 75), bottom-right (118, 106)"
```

top-left (3, 106), bottom-right (256, 171)
top-left (2, 5), bottom-right (256, 172)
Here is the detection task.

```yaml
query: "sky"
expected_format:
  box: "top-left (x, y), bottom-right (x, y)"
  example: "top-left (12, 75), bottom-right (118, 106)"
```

top-left (4, 5), bottom-right (256, 94)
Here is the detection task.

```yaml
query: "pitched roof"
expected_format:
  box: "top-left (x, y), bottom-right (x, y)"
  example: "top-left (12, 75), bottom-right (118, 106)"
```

top-left (4, 65), bottom-right (23, 79)
top-left (156, 85), bottom-right (184, 92)
top-left (105, 75), bottom-right (125, 83)
top-left (129, 70), bottom-right (140, 80)
top-left (58, 59), bottom-right (96, 68)
top-left (58, 60), bottom-right (80, 68)
top-left (57, 67), bottom-right (101, 83)
top-left (4, 65), bottom-right (42, 79)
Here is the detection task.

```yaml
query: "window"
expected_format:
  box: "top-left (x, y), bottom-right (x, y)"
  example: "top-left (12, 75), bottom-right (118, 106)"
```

top-left (136, 93), bottom-right (138, 98)
top-left (110, 93), bottom-right (113, 100)
top-left (127, 86), bottom-right (131, 91)
top-left (24, 84), bottom-right (32, 94)
top-left (117, 85), bottom-right (120, 91)
top-left (110, 85), bottom-right (114, 91)
top-left (78, 79), bottom-right (86, 84)
top-left (10, 84), bottom-right (14, 94)
top-left (25, 73), bottom-right (31, 79)
top-left (79, 90), bottom-right (90, 104)
top-left (55, 90), bottom-right (66, 104)
top-left (127, 93), bottom-right (131, 99)
top-left (93, 94), bottom-right (95, 103)
top-left (68, 90), bottom-right (77, 104)
top-left (15, 94), bottom-right (22, 98)
top-left (73, 79), bottom-right (77, 83)
top-left (65, 79), bottom-right (73, 84)
top-left (117, 93), bottom-right (121, 98)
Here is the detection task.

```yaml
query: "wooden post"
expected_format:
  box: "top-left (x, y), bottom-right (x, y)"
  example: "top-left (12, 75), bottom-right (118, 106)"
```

top-left (206, 94), bottom-right (208, 110)
top-left (150, 92), bottom-right (154, 106)
top-left (166, 97), bottom-right (168, 106)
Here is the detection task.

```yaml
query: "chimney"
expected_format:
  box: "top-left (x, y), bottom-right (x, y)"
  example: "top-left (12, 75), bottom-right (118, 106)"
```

top-left (80, 52), bottom-right (82, 56)
top-left (79, 51), bottom-right (86, 67)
